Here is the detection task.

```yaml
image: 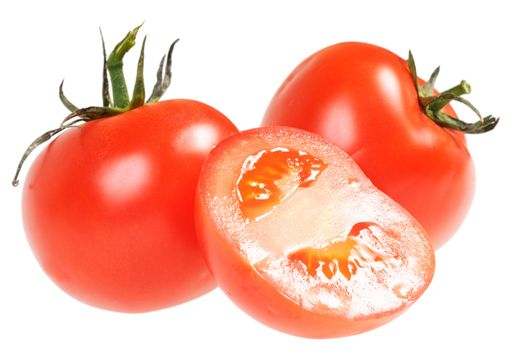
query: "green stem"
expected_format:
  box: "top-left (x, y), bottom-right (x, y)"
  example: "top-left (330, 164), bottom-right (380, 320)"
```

top-left (99, 28), bottom-right (112, 108)
top-left (407, 52), bottom-right (499, 134)
top-left (442, 80), bottom-right (471, 97)
top-left (421, 66), bottom-right (440, 96)
top-left (130, 37), bottom-right (146, 109)
top-left (59, 80), bottom-right (78, 112)
top-left (12, 127), bottom-right (66, 187)
top-left (12, 25), bottom-right (179, 187)
top-left (107, 59), bottom-right (129, 108)
top-left (106, 24), bottom-right (142, 108)
top-left (427, 81), bottom-right (471, 114)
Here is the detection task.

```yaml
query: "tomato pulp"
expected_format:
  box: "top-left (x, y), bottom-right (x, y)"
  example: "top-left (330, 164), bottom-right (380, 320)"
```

top-left (23, 99), bottom-right (238, 312)
top-left (263, 42), bottom-right (476, 249)
top-left (196, 126), bottom-right (435, 338)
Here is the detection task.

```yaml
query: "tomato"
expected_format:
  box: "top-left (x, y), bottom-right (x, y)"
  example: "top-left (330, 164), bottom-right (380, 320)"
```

top-left (196, 126), bottom-right (435, 338)
top-left (15, 26), bottom-right (239, 312)
top-left (22, 99), bottom-right (237, 312)
top-left (263, 42), bottom-right (497, 249)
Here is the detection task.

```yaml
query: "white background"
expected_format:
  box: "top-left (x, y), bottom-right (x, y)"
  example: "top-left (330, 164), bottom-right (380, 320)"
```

top-left (1, 1), bottom-right (525, 349)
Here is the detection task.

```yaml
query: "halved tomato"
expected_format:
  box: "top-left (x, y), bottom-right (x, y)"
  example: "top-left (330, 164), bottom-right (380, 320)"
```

top-left (195, 126), bottom-right (435, 338)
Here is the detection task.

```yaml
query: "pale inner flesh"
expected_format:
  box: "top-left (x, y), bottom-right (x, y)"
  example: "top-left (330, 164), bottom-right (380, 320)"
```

top-left (210, 146), bottom-right (428, 319)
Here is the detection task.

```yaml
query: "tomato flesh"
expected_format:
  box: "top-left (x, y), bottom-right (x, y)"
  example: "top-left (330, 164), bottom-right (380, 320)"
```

top-left (196, 126), bottom-right (434, 338)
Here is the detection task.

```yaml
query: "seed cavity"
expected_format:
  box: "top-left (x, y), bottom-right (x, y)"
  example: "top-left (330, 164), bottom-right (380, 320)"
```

top-left (288, 222), bottom-right (401, 281)
top-left (236, 147), bottom-right (327, 221)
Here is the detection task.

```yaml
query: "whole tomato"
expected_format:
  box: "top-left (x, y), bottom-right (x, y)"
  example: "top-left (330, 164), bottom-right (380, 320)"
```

top-left (14, 27), bottom-right (238, 312)
top-left (263, 42), bottom-right (498, 249)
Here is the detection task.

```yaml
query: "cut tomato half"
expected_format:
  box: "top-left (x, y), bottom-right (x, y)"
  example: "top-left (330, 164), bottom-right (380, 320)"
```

top-left (195, 126), bottom-right (434, 338)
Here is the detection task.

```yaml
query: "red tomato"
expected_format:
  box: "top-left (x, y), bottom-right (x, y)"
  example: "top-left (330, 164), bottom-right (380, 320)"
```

top-left (23, 99), bottom-right (237, 312)
top-left (263, 42), bottom-right (478, 249)
top-left (196, 126), bottom-right (434, 338)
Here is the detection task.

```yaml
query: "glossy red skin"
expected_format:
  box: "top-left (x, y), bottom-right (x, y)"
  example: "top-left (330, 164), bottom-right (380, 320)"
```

top-left (263, 42), bottom-right (475, 249)
top-left (195, 126), bottom-right (435, 338)
top-left (22, 99), bottom-right (237, 312)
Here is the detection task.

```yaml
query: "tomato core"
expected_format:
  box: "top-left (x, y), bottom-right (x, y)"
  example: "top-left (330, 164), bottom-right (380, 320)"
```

top-left (236, 147), bottom-right (327, 221)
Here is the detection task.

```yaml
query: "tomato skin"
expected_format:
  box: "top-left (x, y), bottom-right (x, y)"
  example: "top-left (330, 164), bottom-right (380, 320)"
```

top-left (22, 99), bottom-right (237, 312)
top-left (196, 126), bottom-right (435, 338)
top-left (263, 42), bottom-right (475, 249)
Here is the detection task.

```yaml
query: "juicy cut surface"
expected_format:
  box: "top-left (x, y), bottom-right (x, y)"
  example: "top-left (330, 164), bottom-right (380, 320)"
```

top-left (204, 130), bottom-right (433, 320)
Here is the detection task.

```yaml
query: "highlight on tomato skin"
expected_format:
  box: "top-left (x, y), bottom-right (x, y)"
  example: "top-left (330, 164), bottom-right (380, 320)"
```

top-left (195, 126), bottom-right (435, 338)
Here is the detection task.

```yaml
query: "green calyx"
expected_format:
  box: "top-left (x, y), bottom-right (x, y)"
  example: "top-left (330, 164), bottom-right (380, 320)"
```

top-left (12, 25), bottom-right (178, 187)
top-left (407, 51), bottom-right (499, 134)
